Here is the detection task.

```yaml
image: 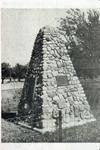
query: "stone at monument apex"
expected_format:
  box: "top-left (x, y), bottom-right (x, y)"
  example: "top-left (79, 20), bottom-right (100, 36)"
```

top-left (18, 26), bottom-right (95, 131)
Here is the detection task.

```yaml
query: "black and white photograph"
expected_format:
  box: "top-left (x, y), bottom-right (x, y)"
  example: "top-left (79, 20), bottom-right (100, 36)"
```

top-left (1, 8), bottom-right (100, 142)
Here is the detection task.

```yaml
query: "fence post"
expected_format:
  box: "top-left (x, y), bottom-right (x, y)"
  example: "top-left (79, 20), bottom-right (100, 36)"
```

top-left (58, 110), bottom-right (62, 142)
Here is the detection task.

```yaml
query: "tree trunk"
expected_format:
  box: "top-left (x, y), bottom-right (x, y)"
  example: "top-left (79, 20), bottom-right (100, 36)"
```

top-left (18, 78), bottom-right (20, 82)
top-left (9, 77), bottom-right (11, 82)
top-left (2, 78), bottom-right (4, 84)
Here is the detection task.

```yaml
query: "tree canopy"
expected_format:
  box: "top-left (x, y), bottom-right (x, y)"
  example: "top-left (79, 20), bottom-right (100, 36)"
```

top-left (58, 9), bottom-right (100, 78)
top-left (1, 62), bottom-right (28, 83)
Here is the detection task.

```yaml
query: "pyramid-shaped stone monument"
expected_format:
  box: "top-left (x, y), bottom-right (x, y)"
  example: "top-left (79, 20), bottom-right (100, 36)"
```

top-left (18, 26), bottom-right (95, 131)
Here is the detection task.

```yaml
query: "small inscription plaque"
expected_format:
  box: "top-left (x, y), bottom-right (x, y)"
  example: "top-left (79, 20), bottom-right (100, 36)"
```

top-left (56, 76), bottom-right (69, 86)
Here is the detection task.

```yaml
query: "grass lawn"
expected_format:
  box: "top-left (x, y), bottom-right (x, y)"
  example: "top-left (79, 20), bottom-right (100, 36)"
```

top-left (1, 82), bottom-right (23, 112)
top-left (1, 79), bottom-right (100, 142)
top-left (2, 89), bottom-right (22, 112)
top-left (1, 119), bottom-right (44, 142)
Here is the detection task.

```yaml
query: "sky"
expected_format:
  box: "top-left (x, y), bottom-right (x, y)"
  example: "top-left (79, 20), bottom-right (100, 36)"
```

top-left (1, 9), bottom-right (67, 66)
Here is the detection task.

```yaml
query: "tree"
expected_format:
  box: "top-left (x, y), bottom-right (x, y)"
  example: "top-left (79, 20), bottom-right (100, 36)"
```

top-left (1, 62), bottom-right (10, 84)
top-left (58, 9), bottom-right (100, 78)
top-left (14, 63), bottom-right (28, 81)
top-left (11, 67), bottom-right (16, 81)
top-left (14, 64), bottom-right (23, 82)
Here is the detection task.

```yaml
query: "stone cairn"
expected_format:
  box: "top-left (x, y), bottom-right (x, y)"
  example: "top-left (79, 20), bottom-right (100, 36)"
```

top-left (18, 26), bottom-right (95, 132)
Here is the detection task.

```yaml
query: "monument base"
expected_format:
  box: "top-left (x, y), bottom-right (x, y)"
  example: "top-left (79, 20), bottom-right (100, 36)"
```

top-left (33, 118), bottom-right (96, 133)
